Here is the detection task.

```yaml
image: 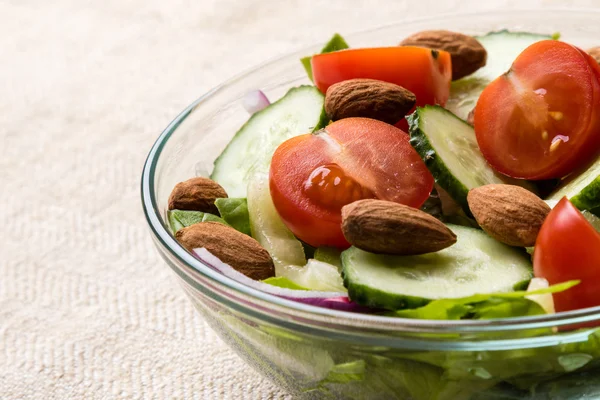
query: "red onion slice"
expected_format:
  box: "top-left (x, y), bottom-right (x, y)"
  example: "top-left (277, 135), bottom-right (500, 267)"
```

top-left (242, 90), bottom-right (270, 114)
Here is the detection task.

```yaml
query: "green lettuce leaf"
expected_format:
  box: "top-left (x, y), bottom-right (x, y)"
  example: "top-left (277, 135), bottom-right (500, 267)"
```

top-left (167, 209), bottom-right (228, 234)
top-left (261, 276), bottom-right (309, 291)
top-left (322, 360), bottom-right (366, 384)
top-left (316, 354), bottom-right (496, 400)
top-left (301, 33), bottom-right (349, 82)
top-left (388, 281), bottom-right (579, 320)
top-left (214, 197), bottom-right (251, 236)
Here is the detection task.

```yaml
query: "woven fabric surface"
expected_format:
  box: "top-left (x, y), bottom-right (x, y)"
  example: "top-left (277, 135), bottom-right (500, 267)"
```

top-left (0, 0), bottom-right (593, 399)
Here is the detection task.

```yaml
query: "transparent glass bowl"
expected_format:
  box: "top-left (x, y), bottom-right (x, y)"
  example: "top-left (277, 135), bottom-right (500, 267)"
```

top-left (142, 9), bottom-right (600, 399)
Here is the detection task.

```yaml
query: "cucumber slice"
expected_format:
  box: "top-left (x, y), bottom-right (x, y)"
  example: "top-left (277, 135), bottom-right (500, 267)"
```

top-left (341, 224), bottom-right (533, 310)
top-left (211, 85), bottom-right (325, 197)
top-left (546, 156), bottom-right (600, 213)
top-left (247, 174), bottom-right (306, 273)
top-left (247, 174), bottom-right (346, 293)
top-left (446, 30), bottom-right (553, 121)
top-left (408, 105), bottom-right (534, 212)
top-left (284, 259), bottom-right (346, 293)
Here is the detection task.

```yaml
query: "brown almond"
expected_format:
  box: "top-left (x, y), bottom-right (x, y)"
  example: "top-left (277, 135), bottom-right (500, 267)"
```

top-left (175, 222), bottom-right (275, 280)
top-left (325, 79), bottom-right (416, 125)
top-left (341, 199), bottom-right (457, 255)
top-left (587, 47), bottom-right (600, 64)
top-left (467, 184), bottom-right (550, 247)
top-left (168, 177), bottom-right (228, 215)
top-left (400, 30), bottom-right (487, 80)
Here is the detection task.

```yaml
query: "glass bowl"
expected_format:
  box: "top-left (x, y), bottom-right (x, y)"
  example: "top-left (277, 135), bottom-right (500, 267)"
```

top-left (142, 9), bottom-right (600, 399)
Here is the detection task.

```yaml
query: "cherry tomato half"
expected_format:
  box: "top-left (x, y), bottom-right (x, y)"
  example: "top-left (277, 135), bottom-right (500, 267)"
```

top-left (269, 118), bottom-right (434, 248)
top-left (474, 40), bottom-right (600, 180)
top-left (534, 197), bottom-right (600, 313)
top-left (311, 47), bottom-right (452, 107)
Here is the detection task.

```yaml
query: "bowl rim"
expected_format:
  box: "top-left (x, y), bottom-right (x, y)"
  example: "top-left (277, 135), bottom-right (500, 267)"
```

top-left (141, 8), bottom-right (600, 334)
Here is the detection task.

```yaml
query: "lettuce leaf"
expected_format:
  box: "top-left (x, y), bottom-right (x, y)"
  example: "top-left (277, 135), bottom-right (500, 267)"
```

top-left (321, 360), bottom-right (366, 384)
top-left (388, 281), bottom-right (579, 320)
top-left (262, 276), bottom-right (309, 291)
top-left (214, 197), bottom-right (251, 235)
top-left (167, 209), bottom-right (228, 234)
top-left (301, 33), bottom-right (349, 82)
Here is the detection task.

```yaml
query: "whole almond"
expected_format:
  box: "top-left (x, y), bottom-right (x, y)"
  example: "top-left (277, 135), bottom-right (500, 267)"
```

top-left (588, 47), bottom-right (600, 64)
top-left (168, 177), bottom-right (228, 215)
top-left (175, 222), bottom-right (275, 280)
top-left (400, 30), bottom-right (487, 80)
top-left (325, 79), bottom-right (416, 125)
top-left (467, 184), bottom-right (550, 247)
top-left (341, 199), bottom-right (457, 255)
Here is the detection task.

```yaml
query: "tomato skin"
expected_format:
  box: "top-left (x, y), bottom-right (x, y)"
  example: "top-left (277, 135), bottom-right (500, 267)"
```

top-left (270, 118), bottom-right (434, 248)
top-left (533, 197), bottom-right (600, 313)
top-left (474, 40), bottom-right (600, 180)
top-left (270, 134), bottom-right (349, 247)
top-left (311, 47), bottom-right (452, 107)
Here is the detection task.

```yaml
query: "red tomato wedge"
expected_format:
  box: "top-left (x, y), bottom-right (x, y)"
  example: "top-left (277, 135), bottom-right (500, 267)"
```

top-left (269, 118), bottom-right (434, 248)
top-left (311, 47), bottom-right (452, 107)
top-left (534, 197), bottom-right (600, 313)
top-left (474, 40), bottom-right (600, 180)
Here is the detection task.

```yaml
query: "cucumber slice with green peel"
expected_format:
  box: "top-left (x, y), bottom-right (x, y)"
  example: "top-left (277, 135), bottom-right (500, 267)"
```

top-left (211, 86), bottom-right (325, 198)
top-left (341, 224), bottom-right (533, 310)
top-left (446, 30), bottom-right (554, 121)
top-left (472, 30), bottom-right (554, 81)
top-left (408, 105), bottom-right (535, 212)
top-left (546, 156), bottom-right (600, 213)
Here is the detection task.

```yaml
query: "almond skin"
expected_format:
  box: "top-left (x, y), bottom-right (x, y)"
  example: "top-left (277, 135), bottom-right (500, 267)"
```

top-left (467, 184), bottom-right (551, 247)
top-left (588, 47), bottom-right (600, 64)
top-left (168, 177), bottom-right (228, 215)
top-left (325, 79), bottom-right (416, 125)
top-left (400, 30), bottom-right (487, 80)
top-left (341, 199), bottom-right (457, 255)
top-left (175, 222), bottom-right (275, 280)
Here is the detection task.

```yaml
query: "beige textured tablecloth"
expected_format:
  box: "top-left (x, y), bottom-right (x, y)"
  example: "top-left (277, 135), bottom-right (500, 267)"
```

top-left (1, 0), bottom-right (595, 398)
